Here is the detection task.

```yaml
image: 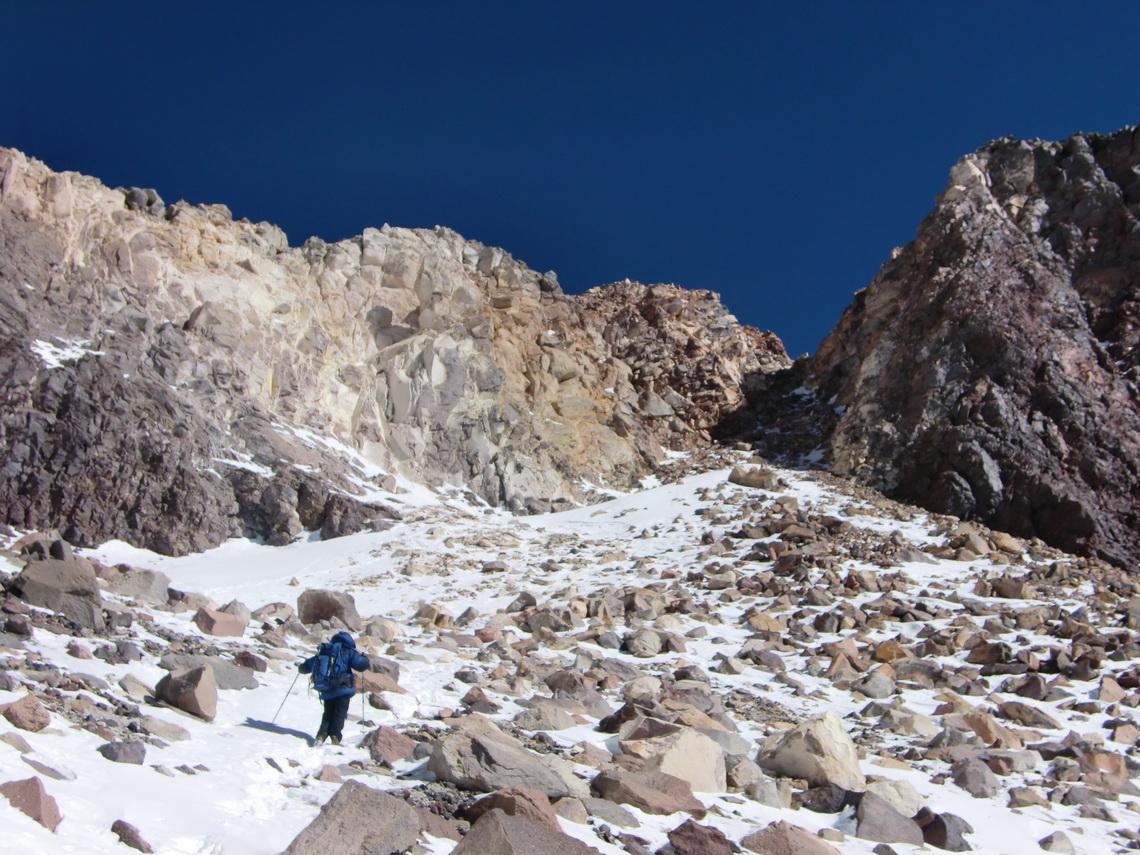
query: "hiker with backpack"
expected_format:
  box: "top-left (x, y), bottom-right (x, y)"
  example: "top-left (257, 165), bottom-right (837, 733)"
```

top-left (297, 630), bottom-right (370, 746)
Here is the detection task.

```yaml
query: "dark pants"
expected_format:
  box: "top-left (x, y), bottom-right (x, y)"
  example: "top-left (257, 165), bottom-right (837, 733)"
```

top-left (317, 694), bottom-right (352, 742)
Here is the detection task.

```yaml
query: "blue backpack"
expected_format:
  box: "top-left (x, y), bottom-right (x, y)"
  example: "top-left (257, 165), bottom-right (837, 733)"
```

top-left (310, 642), bottom-right (354, 693)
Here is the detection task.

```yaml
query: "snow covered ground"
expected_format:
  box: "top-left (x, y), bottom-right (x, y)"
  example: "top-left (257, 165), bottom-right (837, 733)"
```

top-left (0, 457), bottom-right (1129, 854)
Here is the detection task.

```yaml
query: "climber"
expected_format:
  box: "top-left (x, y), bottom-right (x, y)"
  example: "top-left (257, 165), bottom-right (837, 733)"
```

top-left (297, 630), bottom-right (370, 746)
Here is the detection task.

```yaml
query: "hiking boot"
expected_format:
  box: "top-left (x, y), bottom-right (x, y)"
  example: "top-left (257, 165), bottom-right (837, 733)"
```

top-left (330, 736), bottom-right (341, 746)
top-left (314, 733), bottom-right (327, 747)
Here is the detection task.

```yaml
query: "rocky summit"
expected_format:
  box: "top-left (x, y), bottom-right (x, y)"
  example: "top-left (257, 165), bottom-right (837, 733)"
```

top-left (749, 126), bottom-right (1140, 569)
top-left (0, 147), bottom-right (786, 555)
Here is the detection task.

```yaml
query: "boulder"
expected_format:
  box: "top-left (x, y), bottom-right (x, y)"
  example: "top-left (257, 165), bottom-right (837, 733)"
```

top-left (590, 768), bottom-right (706, 818)
top-left (104, 567), bottom-right (171, 605)
top-left (855, 791), bottom-right (923, 845)
top-left (192, 606), bottom-right (248, 637)
top-left (729, 466), bottom-right (781, 490)
top-left (741, 820), bottom-right (842, 855)
top-left (464, 786), bottom-right (561, 832)
top-left (668, 819), bottom-right (733, 855)
top-left (0, 776), bottom-right (62, 831)
top-left (428, 715), bottom-right (586, 798)
top-left (10, 559), bottom-right (103, 630)
top-left (2, 693), bottom-right (50, 732)
top-left (451, 809), bottom-right (602, 855)
top-left (154, 665), bottom-right (217, 721)
top-left (951, 758), bottom-right (1000, 798)
top-left (98, 741), bottom-right (146, 764)
top-left (625, 727), bottom-right (727, 793)
top-left (362, 726), bottom-right (417, 765)
top-left (756, 711), bottom-right (866, 791)
top-left (158, 654), bottom-right (257, 690)
top-left (282, 779), bottom-right (420, 855)
top-left (297, 589), bottom-right (362, 630)
top-left (865, 779), bottom-right (924, 817)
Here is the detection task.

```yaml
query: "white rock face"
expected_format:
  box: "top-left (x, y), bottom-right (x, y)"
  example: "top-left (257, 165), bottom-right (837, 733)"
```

top-left (755, 711), bottom-right (867, 792)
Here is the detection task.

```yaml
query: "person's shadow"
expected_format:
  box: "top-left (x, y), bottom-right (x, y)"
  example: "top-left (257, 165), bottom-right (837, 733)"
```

top-left (240, 717), bottom-right (311, 742)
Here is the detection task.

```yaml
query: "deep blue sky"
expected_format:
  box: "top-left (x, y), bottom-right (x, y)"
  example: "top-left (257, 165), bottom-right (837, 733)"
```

top-left (3, 4), bottom-right (1138, 356)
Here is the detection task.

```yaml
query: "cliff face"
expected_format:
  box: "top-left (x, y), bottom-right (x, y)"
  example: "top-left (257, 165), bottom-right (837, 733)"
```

top-left (778, 127), bottom-right (1140, 566)
top-left (0, 149), bottom-right (789, 554)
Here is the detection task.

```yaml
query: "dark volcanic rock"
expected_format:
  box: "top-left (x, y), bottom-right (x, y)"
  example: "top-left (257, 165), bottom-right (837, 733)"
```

top-left (751, 126), bottom-right (1140, 568)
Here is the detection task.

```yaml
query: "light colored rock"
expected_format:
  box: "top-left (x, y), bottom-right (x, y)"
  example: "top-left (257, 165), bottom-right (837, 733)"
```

top-left (2, 694), bottom-right (51, 733)
top-left (155, 665), bottom-right (217, 722)
top-left (429, 715), bottom-right (587, 799)
top-left (589, 768), bottom-right (707, 818)
top-left (297, 589), bottom-right (362, 630)
top-left (756, 711), bottom-right (866, 791)
top-left (193, 606), bottom-right (248, 637)
top-left (103, 567), bottom-right (171, 605)
top-left (629, 727), bottom-right (727, 793)
top-left (866, 778), bottom-right (924, 817)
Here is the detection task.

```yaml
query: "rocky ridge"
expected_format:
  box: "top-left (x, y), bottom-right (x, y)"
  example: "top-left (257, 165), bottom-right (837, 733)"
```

top-left (0, 147), bottom-right (787, 555)
top-left (0, 455), bottom-right (1138, 853)
top-left (750, 126), bottom-right (1140, 569)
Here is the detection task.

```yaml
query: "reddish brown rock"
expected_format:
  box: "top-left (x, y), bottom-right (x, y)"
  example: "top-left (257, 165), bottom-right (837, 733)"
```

top-left (741, 820), bottom-right (841, 855)
top-left (111, 819), bottom-right (155, 853)
top-left (362, 726), bottom-right (417, 766)
top-left (297, 589), bottom-right (363, 630)
top-left (282, 779), bottom-right (420, 855)
top-left (465, 786), bottom-right (561, 832)
top-left (590, 768), bottom-right (707, 818)
top-left (0, 776), bottom-right (62, 831)
top-left (451, 808), bottom-right (601, 855)
top-left (2, 693), bottom-right (50, 732)
top-left (192, 606), bottom-right (248, 637)
top-left (668, 818), bottom-right (733, 855)
top-left (154, 665), bottom-right (217, 721)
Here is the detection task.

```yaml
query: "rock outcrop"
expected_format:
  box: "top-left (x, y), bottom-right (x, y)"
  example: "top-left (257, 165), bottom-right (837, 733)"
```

top-left (751, 126), bottom-right (1140, 567)
top-left (0, 148), bottom-right (787, 554)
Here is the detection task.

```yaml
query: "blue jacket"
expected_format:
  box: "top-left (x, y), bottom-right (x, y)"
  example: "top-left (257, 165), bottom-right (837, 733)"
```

top-left (299, 631), bottom-right (370, 701)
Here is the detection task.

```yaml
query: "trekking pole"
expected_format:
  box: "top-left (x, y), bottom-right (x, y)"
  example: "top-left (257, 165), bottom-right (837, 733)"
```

top-left (272, 671), bottom-right (301, 724)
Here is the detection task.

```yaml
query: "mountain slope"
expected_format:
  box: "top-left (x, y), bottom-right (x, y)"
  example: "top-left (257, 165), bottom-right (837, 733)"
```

top-left (755, 126), bottom-right (1140, 567)
top-left (0, 148), bottom-right (787, 555)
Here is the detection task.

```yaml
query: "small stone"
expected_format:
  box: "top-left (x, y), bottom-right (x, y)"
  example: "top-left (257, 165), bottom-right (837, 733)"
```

top-left (1038, 831), bottom-right (1075, 853)
top-left (111, 819), bottom-right (155, 853)
top-left (98, 741), bottom-right (147, 764)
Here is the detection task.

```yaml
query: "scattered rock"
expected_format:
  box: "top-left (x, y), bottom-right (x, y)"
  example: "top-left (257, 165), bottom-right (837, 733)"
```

top-left (282, 779), bottom-right (420, 855)
top-left (297, 589), bottom-right (362, 631)
top-left (741, 820), bottom-right (842, 855)
top-left (155, 665), bottom-right (218, 721)
top-left (0, 775), bottom-right (62, 831)
top-left (667, 818), bottom-right (733, 855)
top-left (451, 808), bottom-right (602, 855)
top-left (111, 819), bottom-right (155, 853)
